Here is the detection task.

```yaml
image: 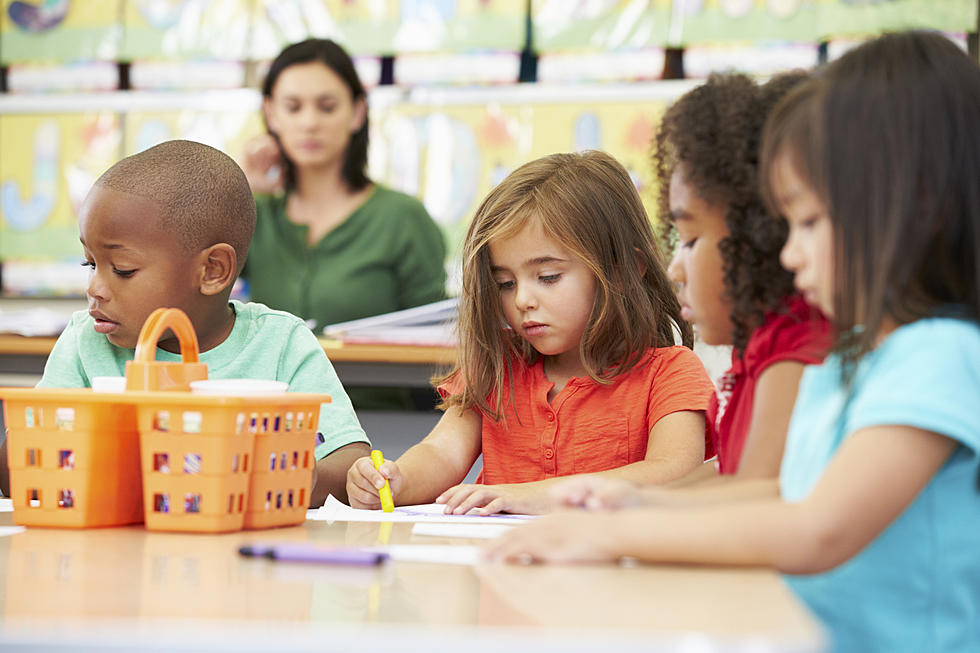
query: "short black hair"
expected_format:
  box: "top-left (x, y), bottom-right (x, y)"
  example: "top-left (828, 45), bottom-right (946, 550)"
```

top-left (261, 38), bottom-right (370, 192)
top-left (95, 139), bottom-right (257, 273)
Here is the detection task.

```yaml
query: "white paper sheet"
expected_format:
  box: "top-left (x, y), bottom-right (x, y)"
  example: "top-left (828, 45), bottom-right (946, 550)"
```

top-left (411, 522), bottom-right (514, 539)
top-left (381, 544), bottom-right (481, 565)
top-left (310, 494), bottom-right (536, 525)
top-left (0, 498), bottom-right (13, 512)
top-left (0, 527), bottom-right (25, 537)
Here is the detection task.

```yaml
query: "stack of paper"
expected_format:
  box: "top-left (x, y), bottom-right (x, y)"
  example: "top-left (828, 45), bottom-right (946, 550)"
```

top-left (321, 298), bottom-right (457, 347)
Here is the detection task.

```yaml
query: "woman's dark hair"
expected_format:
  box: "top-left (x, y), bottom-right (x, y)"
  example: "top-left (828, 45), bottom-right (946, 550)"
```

top-left (261, 38), bottom-right (370, 192)
top-left (653, 71), bottom-right (808, 352)
top-left (761, 31), bottom-right (980, 379)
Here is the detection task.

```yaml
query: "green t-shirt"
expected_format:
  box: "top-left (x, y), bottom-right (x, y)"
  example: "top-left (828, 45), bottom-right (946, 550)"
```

top-left (243, 185), bottom-right (447, 332)
top-left (38, 300), bottom-right (369, 460)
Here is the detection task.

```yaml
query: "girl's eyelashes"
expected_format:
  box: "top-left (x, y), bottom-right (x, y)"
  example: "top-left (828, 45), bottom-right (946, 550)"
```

top-left (539, 273), bottom-right (561, 284)
top-left (682, 237), bottom-right (698, 249)
top-left (496, 279), bottom-right (515, 291)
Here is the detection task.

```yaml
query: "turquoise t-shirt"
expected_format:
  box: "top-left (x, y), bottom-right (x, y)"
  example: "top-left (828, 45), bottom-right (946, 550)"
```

top-left (780, 317), bottom-right (980, 653)
top-left (38, 300), bottom-right (369, 460)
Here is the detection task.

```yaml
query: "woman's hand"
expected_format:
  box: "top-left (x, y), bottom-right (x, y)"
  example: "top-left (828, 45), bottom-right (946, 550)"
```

top-left (241, 133), bottom-right (284, 194)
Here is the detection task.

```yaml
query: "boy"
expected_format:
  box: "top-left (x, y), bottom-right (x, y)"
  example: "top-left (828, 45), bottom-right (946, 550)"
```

top-left (0, 140), bottom-right (369, 506)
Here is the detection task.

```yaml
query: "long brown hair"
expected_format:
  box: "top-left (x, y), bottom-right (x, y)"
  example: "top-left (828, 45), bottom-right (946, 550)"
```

top-left (439, 150), bottom-right (691, 420)
top-left (761, 31), bottom-right (980, 380)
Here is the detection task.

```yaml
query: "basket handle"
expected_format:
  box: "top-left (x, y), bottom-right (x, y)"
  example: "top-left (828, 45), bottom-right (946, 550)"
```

top-left (133, 308), bottom-right (200, 364)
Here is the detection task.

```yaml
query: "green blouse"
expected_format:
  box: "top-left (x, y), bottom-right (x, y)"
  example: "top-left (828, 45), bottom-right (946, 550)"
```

top-left (242, 185), bottom-right (447, 411)
top-left (243, 185), bottom-right (447, 332)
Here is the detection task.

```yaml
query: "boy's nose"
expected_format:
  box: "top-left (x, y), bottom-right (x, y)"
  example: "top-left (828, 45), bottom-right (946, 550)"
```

top-left (86, 273), bottom-right (109, 301)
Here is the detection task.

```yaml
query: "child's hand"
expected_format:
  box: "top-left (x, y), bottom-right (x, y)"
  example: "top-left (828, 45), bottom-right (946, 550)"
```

top-left (346, 456), bottom-right (403, 510)
top-left (549, 476), bottom-right (643, 511)
top-left (436, 483), bottom-right (556, 515)
top-left (241, 133), bottom-right (283, 194)
top-left (482, 511), bottom-right (623, 564)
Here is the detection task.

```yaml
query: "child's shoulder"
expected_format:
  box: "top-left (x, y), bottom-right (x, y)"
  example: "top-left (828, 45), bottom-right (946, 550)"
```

top-left (883, 316), bottom-right (980, 357)
top-left (635, 345), bottom-right (710, 380)
top-left (232, 300), bottom-right (310, 329)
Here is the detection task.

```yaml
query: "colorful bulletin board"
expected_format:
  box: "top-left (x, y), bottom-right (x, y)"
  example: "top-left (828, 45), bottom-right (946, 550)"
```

top-left (120, 0), bottom-right (252, 61)
top-left (533, 0), bottom-right (978, 50)
top-left (0, 110), bottom-right (121, 261)
top-left (532, 0), bottom-right (674, 52)
top-left (0, 0), bottom-right (122, 63)
top-left (370, 83), bottom-right (694, 263)
top-left (250, 0), bottom-right (526, 60)
top-left (121, 105), bottom-right (262, 160)
top-left (675, 0), bottom-right (818, 45)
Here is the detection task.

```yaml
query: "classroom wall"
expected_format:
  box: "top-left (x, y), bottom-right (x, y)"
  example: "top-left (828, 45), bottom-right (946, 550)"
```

top-left (1, 0), bottom-right (976, 297)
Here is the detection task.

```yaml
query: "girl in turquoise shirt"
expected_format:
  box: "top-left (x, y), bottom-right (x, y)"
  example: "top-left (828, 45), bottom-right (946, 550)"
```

top-left (487, 31), bottom-right (980, 653)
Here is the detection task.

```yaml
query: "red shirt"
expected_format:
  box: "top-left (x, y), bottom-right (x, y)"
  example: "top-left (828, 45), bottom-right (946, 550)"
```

top-left (708, 296), bottom-right (833, 474)
top-left (439, 346), bottom-right (714, 484)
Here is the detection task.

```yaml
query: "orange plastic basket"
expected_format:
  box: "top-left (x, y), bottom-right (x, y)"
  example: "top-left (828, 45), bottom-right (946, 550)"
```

top-left (1, 388), bottom-right (143, 528)
top-left (1, 308), bottom-right (328, 533)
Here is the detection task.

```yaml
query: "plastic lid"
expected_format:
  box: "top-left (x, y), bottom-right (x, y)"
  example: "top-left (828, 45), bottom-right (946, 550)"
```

top-left (92, 376), bottom-right (127, 393)
top-left (189, 379), bottom-right (288, 396)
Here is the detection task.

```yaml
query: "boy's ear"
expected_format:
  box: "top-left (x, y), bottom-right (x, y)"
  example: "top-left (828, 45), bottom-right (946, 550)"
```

top-left (198, 244), bottom-right (237, 296)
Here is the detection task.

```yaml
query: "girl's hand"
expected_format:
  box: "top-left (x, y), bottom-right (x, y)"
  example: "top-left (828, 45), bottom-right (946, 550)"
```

top-left (346, 456), bottom-right (404, 510)
top-left (241, 133), bottom-right (283, 194)
top-left (550, 476), bottom-right (644, 510)
top-left (482, 512), bottom-right (624, 564)
top-left (436, 483), bottom-right (557, 515)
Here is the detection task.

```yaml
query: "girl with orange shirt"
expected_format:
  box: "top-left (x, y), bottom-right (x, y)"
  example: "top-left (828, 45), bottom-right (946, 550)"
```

top-left (346, 150), bottom-right (714, 514)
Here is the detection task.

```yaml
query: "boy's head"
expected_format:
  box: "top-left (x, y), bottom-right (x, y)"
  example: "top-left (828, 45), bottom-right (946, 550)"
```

top-left (79, 139), bottom-right (257, 349)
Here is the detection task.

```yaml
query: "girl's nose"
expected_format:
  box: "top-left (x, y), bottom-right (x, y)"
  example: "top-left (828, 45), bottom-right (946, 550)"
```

top-left (780, 231), bottom-right (800, 273)
top-left (514, 282), bottom-right (537, 311)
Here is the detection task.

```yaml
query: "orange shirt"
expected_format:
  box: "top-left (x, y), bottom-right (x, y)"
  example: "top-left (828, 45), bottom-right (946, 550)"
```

top-left (438, 346), bottom-right (714, 484)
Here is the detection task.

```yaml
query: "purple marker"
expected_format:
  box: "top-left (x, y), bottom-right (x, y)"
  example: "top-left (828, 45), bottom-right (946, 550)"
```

top-left (239, 544), bottom-right (388, 565)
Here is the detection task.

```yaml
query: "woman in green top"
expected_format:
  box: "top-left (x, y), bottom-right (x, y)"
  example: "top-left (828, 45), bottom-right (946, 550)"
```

top-left (241, 39), bottom-right (447, 409)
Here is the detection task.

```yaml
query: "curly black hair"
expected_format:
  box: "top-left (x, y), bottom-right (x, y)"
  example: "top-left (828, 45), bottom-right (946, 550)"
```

top-left (653, 71), bottom-right (808, 352)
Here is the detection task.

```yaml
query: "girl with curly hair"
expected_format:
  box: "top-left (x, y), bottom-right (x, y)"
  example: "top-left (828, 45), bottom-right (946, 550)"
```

top-left (656, 71), bottom-right (833, 480)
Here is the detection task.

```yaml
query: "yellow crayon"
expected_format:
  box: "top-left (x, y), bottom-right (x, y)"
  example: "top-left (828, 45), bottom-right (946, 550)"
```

top-left (370, 449), bottom-right (395, 513)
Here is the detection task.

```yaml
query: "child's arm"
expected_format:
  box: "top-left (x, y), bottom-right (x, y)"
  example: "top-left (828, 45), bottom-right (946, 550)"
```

top-left (438, 409), bottom-right (706, 515)
top-left (615, 359), bottom-right (808, 501)
top-left (485, 424), bottom-right (957, 569)
top-left (310, 441), bottom-right (371, 507)
top-left (346, 406), bottom-right (482, 509)
top-left (734, 360), bottom-right (807, 478)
